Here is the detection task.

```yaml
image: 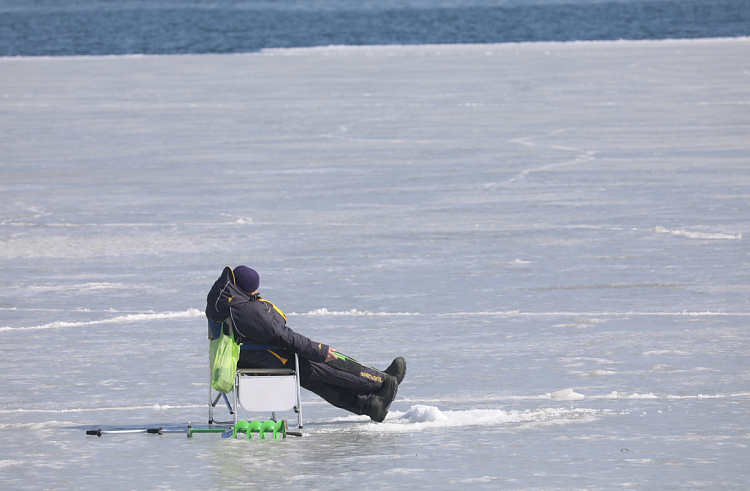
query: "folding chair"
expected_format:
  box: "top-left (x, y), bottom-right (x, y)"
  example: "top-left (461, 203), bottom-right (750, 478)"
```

top-left (207, 320), bottom-right (303, 432)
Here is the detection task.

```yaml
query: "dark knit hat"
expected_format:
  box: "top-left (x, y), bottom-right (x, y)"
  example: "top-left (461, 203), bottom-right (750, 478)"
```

top-left (234, 266), bottom-right (260, 293)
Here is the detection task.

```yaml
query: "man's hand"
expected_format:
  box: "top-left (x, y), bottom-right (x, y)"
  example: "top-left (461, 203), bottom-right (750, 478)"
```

top-left (325, 347), bottom-right (339, 363)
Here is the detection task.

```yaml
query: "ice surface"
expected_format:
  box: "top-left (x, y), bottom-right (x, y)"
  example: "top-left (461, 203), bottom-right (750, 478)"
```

top-left (1, 38), bottom-right (750, 490)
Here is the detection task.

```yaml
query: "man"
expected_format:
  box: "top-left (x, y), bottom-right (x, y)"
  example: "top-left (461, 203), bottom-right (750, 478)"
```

top-left (206, 265), bottom-right (406, 422)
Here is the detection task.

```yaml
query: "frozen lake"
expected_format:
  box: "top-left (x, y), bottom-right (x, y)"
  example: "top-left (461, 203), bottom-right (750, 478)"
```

top-left (1, 38), bottom-right (749, 489)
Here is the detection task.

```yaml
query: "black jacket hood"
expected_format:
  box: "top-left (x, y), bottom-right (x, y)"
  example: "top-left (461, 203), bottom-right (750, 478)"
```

top-left (207, 266), bottom-right (253, 320)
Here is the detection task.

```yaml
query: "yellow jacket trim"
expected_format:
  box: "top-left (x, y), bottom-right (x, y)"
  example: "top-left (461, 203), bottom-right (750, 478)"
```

top-left (267, 350), bottom-right (288, 365)
top-left (258, 299), bottom-right (287, 322)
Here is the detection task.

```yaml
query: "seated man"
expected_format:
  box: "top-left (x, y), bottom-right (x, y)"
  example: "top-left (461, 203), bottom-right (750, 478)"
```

top-left (206, 265), bottom-right (406, 422)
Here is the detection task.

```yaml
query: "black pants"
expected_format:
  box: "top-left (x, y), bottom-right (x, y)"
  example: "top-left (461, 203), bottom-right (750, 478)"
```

top-left (239, 349), bottom-right (385, 415)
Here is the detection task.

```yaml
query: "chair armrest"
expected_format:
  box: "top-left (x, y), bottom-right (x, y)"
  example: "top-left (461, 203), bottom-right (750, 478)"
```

top-left (237, 368), bottom-right (295, 375)
top-left (240, 343), bottom-right (285, 351)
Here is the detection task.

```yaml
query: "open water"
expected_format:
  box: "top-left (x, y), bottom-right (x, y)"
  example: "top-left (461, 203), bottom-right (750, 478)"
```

top-left (1, 0), bottom-right (750, 56)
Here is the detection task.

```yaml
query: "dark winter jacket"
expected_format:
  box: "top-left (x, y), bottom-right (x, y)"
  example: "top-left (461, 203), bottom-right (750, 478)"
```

top-left (205, 266), bottom-right (329, 366)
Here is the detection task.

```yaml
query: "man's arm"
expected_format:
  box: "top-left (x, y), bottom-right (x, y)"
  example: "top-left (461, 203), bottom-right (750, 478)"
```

top-left (231, 301), bottom-right (332, 363)
top-left (274, 321), bottom-right (330, 363)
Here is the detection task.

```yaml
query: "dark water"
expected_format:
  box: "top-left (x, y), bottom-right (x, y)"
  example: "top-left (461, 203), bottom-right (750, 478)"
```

top-left (1, 0), bottom-right (749, 56)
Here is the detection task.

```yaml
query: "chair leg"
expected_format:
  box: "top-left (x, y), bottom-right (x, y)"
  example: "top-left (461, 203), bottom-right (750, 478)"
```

top-left (208, 366), bottom-right (214, 424)
top-left (295, 353), bottom-right (303, 429)
top-left (233, 373), bottom-right (239, 426)
top-left (222, 393), bottom-right (234, 414)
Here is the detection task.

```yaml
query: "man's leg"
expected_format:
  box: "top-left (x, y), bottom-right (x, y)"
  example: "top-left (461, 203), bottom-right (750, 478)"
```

top-left (297, 357), bottom-right (385, 415)
top-left (300, 379), bottom-right (373, 415)
top-left (301, 356), bottom-right (384, 392)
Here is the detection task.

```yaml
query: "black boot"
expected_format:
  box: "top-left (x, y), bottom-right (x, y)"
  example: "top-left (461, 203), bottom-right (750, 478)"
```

top-left (384, 357), bottom-right (407, 384)
top-left (366, 375), bottom-right (398, 423)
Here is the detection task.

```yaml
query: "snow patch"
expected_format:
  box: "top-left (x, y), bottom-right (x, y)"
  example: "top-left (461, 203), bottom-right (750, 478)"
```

top-left (652, 225), bottom-right (741, 240)
top-left (0, 460), bottom-right (25, 470)
top-left (506, 259), bottom-right (531, 265)
top-left (627, 393), bottom-right (658, 399)
top-left (582, 370), bottom-right (617, 376)
top-left (0, 404), bottom-right (204, 414)
top-left (26, 282), bottom-right (127, 292)
top-left (549, 388), bottom-right (585, 400)
top-left (289, 308), bottom-right (416, 316)
top-left (344, 405), bottom-right (604, 433)
top-left (0, 308), bottom-right (203, 332)
top-left (400, 404), bottom-right (449, 423)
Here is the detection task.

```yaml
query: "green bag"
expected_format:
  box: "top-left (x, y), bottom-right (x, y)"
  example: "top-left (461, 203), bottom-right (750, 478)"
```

top-left (210, 320), bottom-right (241, 393)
